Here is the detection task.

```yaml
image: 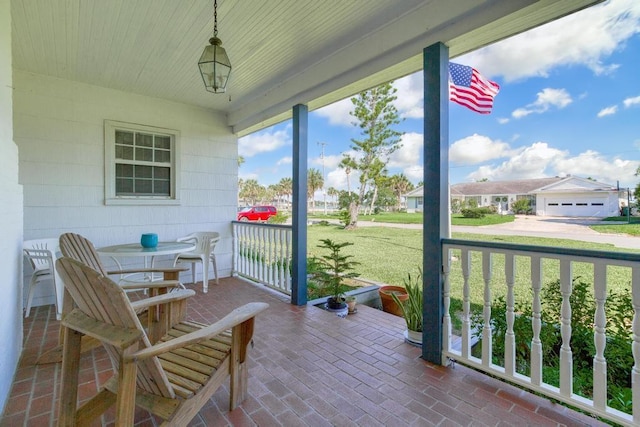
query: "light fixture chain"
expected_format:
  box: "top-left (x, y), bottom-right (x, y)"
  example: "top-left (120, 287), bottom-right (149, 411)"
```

top-left (213, 0), bottom-right (218, 37)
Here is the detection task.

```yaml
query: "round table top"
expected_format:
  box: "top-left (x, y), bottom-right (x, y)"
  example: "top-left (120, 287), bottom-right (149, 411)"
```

top-left (97, 241), bottom-right (196, 257)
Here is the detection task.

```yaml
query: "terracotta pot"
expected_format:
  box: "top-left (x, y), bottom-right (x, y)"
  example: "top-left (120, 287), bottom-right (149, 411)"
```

top-left (378, 286), bottom-right (407, 317)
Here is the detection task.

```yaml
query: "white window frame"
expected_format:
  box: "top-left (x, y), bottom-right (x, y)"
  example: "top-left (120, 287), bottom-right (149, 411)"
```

top-left (104, 120), bottom-right (181, 206)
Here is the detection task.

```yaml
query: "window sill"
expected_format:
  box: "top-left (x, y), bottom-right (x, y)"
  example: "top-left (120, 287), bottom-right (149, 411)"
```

top-left (105, 198), bottom-right (180, 206)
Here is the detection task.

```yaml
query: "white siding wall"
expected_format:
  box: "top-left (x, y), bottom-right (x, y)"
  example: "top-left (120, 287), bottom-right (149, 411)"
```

top-left (0, 0), bottom-right (24, 413)
top-left (14, 71), bottom-right (238, 307)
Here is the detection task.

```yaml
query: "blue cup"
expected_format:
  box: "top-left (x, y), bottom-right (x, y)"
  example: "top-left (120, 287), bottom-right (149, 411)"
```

top-left (140, 233), bottom-right (158, 248)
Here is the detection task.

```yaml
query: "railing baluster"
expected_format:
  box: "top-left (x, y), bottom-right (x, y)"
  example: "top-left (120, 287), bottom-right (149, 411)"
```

top-left (530, 256), bottom-right (543, 386)
top-left (504, 254), bottom-right (516, 377)
top-left (461, 249), bottom-right (471, 358)
top-left (632, 266), bottom-right (640, 423)
top-left (559, 259), bottom-right (573, 397)
top-left (593, 262), bottom-right (608, 410)
top-left (231, 222), bottom-right (292, 295)
top-left (482, 251), bottom-right (492, 367)
top-left (442, 248), bottom-right (451, 360)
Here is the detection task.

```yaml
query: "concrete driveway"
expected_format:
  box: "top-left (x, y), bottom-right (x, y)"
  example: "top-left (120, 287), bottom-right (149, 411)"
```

top-left (356, 215), bottom-right (640, 250)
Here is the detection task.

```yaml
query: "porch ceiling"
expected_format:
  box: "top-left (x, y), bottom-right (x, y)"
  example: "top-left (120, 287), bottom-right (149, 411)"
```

top-left (11, 0), bottom-right (601, 136)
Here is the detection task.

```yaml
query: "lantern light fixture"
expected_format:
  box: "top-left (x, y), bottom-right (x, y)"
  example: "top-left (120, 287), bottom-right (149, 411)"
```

top-left (198, 0), bottom-right (231, 93)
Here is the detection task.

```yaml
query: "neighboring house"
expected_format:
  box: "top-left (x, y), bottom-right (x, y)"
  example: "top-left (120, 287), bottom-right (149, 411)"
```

top-left (405, 176), bottom-right (620, 217)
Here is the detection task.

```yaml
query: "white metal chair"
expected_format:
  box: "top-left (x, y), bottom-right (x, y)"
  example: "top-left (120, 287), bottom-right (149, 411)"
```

top-left (23, 238), bottom-right (61, 318)
top-left (173, 232), bottom-right (220, 292)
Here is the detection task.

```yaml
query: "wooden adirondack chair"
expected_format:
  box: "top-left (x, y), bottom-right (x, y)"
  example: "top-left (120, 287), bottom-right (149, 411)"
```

top-left (56, 257), bottom-right (268, 426)
top-left (37, 233), bottom-right (189, 364)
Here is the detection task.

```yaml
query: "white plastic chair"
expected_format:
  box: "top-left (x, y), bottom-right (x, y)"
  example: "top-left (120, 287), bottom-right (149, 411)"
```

top-left (173, 232), bottom-right (220, 293)
top-left (23, 238), bottom-right (61, 318)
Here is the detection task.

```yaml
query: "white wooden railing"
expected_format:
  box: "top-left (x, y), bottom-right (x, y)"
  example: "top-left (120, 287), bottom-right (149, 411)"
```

top-left (442, 238), bottom-right (640, 426)
top-left (232, 221), bottom-right (292, 295)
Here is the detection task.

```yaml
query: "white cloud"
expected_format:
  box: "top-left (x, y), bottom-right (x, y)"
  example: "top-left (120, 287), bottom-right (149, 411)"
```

top-left (314, 98), bottom-right (353, 126)
top-left (450, 134), bottom-right (512, 165)
top-left (497, 117), bottom-right (510, 124)
top-left (597, 105), bottom-right (618, 117)
top-left (464, 143), bottom-right (639, 187)
top-left (460, 0), bottom-right (640, 82)
top-left (512, 88), bottom-right (572, 119)
top-left (466, 142), bottom-right (567, 181)
top-left (394, 74), bottom-right (424, 119)
top-left (276, 157), bottom-right (292, 166)
top-left (388, 132), bottom-right (423, 168)
top-left (238, 127), bottom-right (290, 157)
top-left (624, 95), bottom-right (640, 108)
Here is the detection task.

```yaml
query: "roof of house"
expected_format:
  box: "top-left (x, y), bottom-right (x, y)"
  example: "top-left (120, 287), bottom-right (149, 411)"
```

top-left (405, 176), bottom-right (618, 197)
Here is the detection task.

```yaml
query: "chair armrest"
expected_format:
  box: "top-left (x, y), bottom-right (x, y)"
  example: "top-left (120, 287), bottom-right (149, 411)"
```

top-left (129, 289), bottom-right (195, 312)
top-left (119, 280), bottom-right (182, 290)
top-left (105, 267), bottom-right (188, 275)
top-left (128, 302), bottom-right (269, 361)
top-left (62, 309), bottom-right (143, 348)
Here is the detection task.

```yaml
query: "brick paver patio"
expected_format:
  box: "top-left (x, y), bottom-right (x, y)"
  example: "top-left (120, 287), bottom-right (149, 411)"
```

top-left (1, 277), bottom-right (606, 426)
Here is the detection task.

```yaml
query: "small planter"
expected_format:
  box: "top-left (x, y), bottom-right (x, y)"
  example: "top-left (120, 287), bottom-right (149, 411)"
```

top-left (346, 296), bottom-right (357, 314)
top-left (379, 286), bottom-right (407, 317)
top-left (404, 329), bottom-right (422, 346)
top-left (324, 303), bottom-right (349, 318)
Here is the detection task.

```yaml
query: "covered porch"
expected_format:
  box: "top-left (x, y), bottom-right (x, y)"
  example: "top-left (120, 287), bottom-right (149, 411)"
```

top-left (2, 276), bottom-right (604, 426)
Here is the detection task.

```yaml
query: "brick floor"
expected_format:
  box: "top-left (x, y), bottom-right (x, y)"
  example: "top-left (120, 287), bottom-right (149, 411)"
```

top-left (1, 277), bottom-right (607, 426)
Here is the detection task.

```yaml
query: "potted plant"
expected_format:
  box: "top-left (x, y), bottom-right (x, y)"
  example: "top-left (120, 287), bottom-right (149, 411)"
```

top-left (308, 239), bottom-right (360, 316)
top-left (345, 295), bottom-right (357, 314)
top-left (391, 269), bottom-right (423, 345)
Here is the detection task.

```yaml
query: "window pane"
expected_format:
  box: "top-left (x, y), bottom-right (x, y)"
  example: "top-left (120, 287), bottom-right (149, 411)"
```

top-left (116, 163), bottom-right (133, 178)
top-left (154, 166), bottom-right (170, 179)
top-left (154, 180), bottom-right (170, 195)
top-left (135, 147), bottom-right (153, 162)
top-left (116, 145), bottom-right (134, 160)
top-left (154, 150), bottom-right (170, 163)
top-left (116, 178), bottom-right (134, 194)
top-left (135, 179), bottom-right (152, 193)
top-left (136, 133), bottom-right (153, 147)
top-left (155, 136), bottom-right (170, 149)
top-left (116, 131), bottom-right (133, 145)
top-left (135, 165), bottom-right (153, 178)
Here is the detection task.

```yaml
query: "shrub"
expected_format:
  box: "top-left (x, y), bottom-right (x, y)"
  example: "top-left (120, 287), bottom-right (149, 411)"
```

top-left (511, 199), bottom-right (531, 214)
top-left (461, 208), bottom-right (485, 218)
top-left (267, 212), bottom-right (288, 224)
top-left (471, 277), bottom-right (633, 413)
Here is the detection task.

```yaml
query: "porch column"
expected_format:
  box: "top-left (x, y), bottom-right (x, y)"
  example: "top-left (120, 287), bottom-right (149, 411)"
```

top-left (291, 104), bottom-right (308, 305)
top-left (422, 42), bottom-right (450, 363)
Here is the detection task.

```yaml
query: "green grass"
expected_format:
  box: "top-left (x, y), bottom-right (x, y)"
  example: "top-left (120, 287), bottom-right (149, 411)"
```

top-left (307, 225), bottom-right (638, 307)
top-left (590, 216), bottom-right (640, 236)
top-left (308, 212), bottom-right (515, 226)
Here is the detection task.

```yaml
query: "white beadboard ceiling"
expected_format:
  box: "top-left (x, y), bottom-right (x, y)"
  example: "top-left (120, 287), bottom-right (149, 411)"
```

top-left (11, 0), bottom-right (601, 136)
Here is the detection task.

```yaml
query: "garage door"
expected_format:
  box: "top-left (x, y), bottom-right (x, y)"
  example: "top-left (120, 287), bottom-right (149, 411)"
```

top-left (544, 197), bottom-right (608, 217)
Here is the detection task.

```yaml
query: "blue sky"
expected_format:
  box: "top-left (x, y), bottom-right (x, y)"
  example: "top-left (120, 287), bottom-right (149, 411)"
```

top-left (239, 0), bottom-right (640, 195)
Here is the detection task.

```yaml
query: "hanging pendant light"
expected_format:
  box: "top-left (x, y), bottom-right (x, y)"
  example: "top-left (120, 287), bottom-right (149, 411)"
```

top-left (198, 0), bottom-right (231, 93)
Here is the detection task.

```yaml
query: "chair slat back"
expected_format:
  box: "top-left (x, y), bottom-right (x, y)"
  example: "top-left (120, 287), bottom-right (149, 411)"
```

top-left (56, 257), bottom-right (174, 398)
top-left (178, 232), bottom-right (220, 256)
top-left (23, 238), bottom-right (59, 270)
top-left (59, 233), bottom-right (108, 275)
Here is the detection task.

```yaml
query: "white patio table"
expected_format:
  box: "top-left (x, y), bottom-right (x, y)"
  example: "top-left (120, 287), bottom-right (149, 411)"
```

top-left (97, 241), bottom-right (196, 283)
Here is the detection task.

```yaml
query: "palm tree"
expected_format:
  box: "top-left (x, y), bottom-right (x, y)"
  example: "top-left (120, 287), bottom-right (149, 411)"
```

top-left (389, 173), bottom-right (414, 211)
top-left (307, 168), bottom-right (324, 212)
top-left (326, 187), bottom-right (339, 210)
top-left (339, 155), bottom-right (356, 194)
top-left (240, 179), bottom-right (264, 206)
top-left (278, 177), bottom-right (293, 210)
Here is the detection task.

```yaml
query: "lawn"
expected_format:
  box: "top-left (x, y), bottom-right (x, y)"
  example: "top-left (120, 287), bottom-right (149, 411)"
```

top-left (307, 224), bottom-right (637, 307)
top-left (308, 212), bottom-right (515, 226)
top-left (590, 216), bottom-right (640, 236)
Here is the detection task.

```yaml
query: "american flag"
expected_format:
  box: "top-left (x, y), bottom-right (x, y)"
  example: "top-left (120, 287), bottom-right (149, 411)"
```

top-left (449, 62), bottom-right (500, 114)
